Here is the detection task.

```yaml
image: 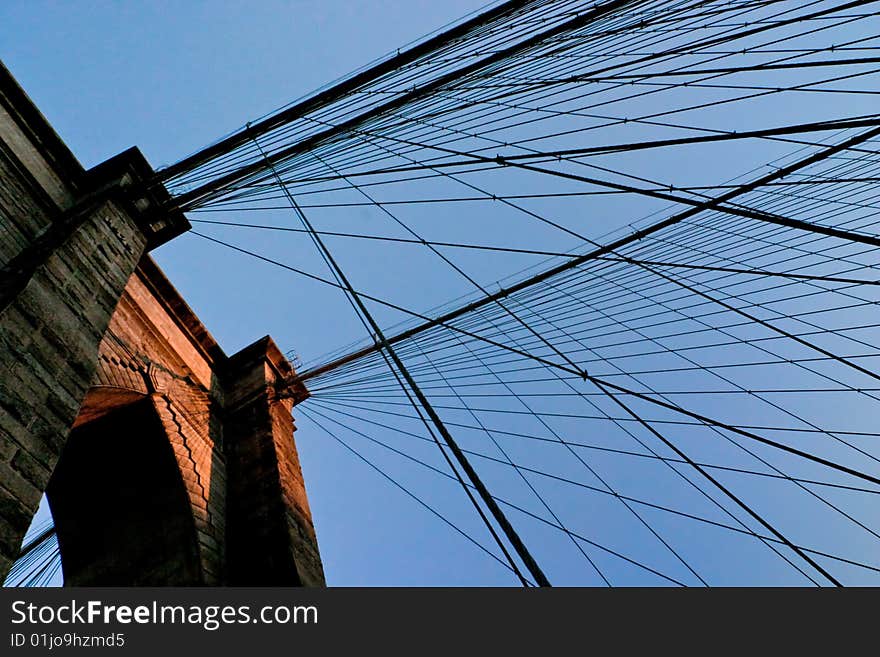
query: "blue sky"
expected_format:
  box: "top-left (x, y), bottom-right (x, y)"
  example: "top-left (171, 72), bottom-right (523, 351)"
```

top-left (4, 1), bottom-right (880, 586)
top-left (3, 0), bottom-right (528, 586)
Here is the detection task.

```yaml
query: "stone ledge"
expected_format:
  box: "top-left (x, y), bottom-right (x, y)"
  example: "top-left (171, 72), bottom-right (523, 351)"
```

top-left (224, 335), bottom-right (310, 409)
top-left (84, 147), bottom-right (189, 250)
top-left (0, 60), bottom-right (84, 197)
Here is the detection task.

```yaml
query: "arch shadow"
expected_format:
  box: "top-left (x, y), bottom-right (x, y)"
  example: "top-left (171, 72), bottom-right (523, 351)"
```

top-left (46, 387), bottom-right (203, 585)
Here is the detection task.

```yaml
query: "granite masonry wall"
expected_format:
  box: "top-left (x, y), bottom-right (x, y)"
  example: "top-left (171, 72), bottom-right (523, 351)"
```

top-left (0, 61), bottom-right (323, 586)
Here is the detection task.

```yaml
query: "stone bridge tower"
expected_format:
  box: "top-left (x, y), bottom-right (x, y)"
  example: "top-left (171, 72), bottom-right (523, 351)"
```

top-left (0, 62), bottom-right (324, 586)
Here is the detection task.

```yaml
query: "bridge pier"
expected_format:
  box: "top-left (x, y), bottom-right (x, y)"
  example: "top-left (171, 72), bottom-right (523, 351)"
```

top-left (0, 156), bottom-right (156, 578)
top-left (225, 338), bottom-right (323, 587)
top-left (0, 62), bottom-right (324, 585)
